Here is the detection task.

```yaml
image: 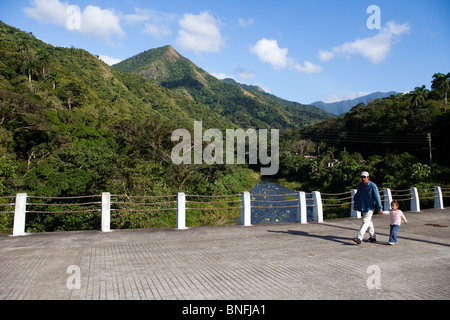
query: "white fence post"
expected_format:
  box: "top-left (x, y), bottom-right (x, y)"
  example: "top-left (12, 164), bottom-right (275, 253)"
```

top-left (312, 191), bottom-right (323, 223)
top-left (296, 191), bottom-right (307, 224)
top-left (176, 192), bottom-right (187, 230)
top-left (383, 188), bottom-right (393, 212)
top-left (101, 192), bottom-right (111, 232)
top-left (410, 187), bottom-right (420, 212)
top-left (434, 186), bottom-right (444, 209)
top-left (12, 193), bottom-right (27, 236)
top-left (240, 191), bottom-right (251, 226)
top-left (350, 189), bottom-right (360, 218)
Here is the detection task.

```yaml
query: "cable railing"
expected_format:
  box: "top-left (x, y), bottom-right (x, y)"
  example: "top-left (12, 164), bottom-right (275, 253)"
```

top-left (110, 194), bottom-right (177, 213)
top-left (4, 185), bottom-right (448, 235)
top-left (417, 188), bottom-right (436, 201)
top-left (390, 189), bottom-right (413, 202)
top-left (185, 194), bottom-right (242, 211)
top-left (321, 191), bottom-right (353, 207)
top-left (250, 193), bottom-right (299, 209)
top-left (442, 187), bottom-right (450, 198)
top-left (26, 195), bottom-right (101, 214)
top-left (0, 196), bottom-right (15, 214)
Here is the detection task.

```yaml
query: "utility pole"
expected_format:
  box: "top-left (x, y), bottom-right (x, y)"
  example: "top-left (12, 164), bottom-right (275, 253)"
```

top-left (427, 132), bottom-right (432, 167)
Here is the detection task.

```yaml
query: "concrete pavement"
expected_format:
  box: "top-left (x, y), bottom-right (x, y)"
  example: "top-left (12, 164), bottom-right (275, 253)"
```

top-left (0, 208), bottom-right (449, 300)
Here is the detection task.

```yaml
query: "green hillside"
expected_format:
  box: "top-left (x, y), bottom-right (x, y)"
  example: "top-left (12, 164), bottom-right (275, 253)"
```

top-left (279, 79), bottom-right (450, 196)
top-left (113, 46), bottom-right (335, 129)
top-left (0, 22), bottom-right (259, 232)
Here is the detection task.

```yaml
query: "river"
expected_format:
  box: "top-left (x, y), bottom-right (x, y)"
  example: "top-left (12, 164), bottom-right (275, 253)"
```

top-left (249, 179), bottom-right (313, 224)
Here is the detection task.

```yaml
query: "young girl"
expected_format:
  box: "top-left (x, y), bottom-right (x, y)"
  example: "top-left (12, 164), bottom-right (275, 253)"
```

top-left (387, 200), bottom-right (408, 245)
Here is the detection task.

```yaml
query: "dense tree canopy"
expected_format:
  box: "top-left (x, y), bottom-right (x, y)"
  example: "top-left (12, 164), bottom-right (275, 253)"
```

top-left (278, 80), bottom-right (450, 196)
top-left (0, 22), bottom-right (257, 232)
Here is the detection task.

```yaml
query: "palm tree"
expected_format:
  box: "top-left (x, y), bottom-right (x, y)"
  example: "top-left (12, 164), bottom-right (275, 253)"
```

top-left (21, 57), bottom-right (38, 82)
top-left (17, 39), bottom-right (28, 52)
top-left (409, 85), bottom-right (429, 107)
top-left (36, 49), bottom-right (50, 76)
top-left (431, 72), bottom-right (450, 105)
top-left (45, 72), bottom-right (57, 90)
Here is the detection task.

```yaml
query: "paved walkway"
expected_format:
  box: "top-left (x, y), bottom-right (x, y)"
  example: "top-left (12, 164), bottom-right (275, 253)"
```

top-left (0, 208), bottom-right (449, 300)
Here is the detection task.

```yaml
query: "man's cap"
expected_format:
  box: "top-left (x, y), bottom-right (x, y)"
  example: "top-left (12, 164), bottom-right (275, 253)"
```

top-left (360, 171), bottom-right (370, 177)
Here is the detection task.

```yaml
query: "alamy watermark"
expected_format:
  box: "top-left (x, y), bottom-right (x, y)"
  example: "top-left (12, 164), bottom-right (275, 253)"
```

top-left (171, 121), bottom-right (279, 175)
top-left (66, 5), bottom-right (81, 30)
top-left (366, 264), bottom-right (381, 290)
top-left (66, 265), bottom-right (81, 290)
top-left (366, 5), bottom-right (381, 30)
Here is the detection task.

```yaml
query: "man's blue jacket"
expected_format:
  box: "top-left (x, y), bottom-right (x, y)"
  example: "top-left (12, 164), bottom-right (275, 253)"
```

top-left (354, 180), bottom-right (383, 213)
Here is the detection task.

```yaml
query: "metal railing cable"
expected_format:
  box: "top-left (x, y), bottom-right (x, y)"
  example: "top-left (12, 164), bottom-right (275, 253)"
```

top-left (25, 195), bottom-right (101, 214)
top-left (186, 194), bottom-right (242, 211)
top-left (111, 194), bottom-right (177, 213)
top-left (250, 193), bottom-right (299, 209)
top-left (321, 191), bottom-right (353, 207)
top-left (390, 189), bottom-right (413, 202)
top-left (418, 188), bottom-right (437, 200)
top-left (0, 196), bottom-right (15, 214)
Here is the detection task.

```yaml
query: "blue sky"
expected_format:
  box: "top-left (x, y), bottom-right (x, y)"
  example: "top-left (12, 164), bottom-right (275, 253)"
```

top-left (1, 0), bottom-right (449, 104)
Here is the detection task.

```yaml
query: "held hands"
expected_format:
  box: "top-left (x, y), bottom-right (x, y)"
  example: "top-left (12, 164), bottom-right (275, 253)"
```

top-left (351, 205), bottom-right (383, 215)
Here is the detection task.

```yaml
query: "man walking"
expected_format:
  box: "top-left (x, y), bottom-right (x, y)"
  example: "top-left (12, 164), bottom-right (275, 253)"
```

top-left (352, 171), bottom-right (383, 245)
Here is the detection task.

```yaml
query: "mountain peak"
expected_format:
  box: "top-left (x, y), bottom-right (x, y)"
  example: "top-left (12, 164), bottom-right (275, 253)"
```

top-left (113, 45), bottom-right (334, 129)
top-left (113, 45), bottom-right (200, 82)
top-left (162, 45), bottom-right (182, 62)
top-left (145, 45), bottom-right (183, 63)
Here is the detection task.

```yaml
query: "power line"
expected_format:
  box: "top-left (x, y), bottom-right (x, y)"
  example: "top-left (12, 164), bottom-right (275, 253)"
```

top-left (295, 131), bottom-right (428, 144)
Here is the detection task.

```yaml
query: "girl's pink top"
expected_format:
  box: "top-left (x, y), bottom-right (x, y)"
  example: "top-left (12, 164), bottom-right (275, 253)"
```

top-left (389, 209), bottom-right (407, 225)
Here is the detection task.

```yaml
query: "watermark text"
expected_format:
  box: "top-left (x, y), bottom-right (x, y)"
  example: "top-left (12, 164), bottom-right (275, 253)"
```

top-left (171, 121), bottom-right (279, 175)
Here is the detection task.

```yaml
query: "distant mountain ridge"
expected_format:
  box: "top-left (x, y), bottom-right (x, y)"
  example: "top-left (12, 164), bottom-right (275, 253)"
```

top-left (113, 45), bottom-right (335, 129)
top-left (221, 77), bottom-right (335, 125)
top-left (311, 91), bottom-right (397, 115)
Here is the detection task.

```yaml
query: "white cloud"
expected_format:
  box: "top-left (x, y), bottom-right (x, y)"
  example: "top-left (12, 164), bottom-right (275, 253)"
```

top-left (123, 7), bottom-right (152, 25)
top-left (323, 91), bottom-right (372, 103)
top-left (24, 0), bottom-right (125, 43)
top-left (23, 0), bottom-right (69, 26)
top-left (318, 50), bottom-right (334, 62)
top-left (99, 55), bottom-right (122, 66)
top-left (234, 66), bottom-right (255, 80)
top-left (80, 5), bottom-right (125, 42)
top-left (124, 8), bottom-right (175, 38)
top-left (142, 23), bottom-right (172, 38)
top-left (211, 72), bottom-right (237, 81)
top-left (176, 11), bottom-right (226, 53)
top-left (318, 21), bottom-right (410, 65)
top-left (293, 61), bottom-right (323, 74)
top-left (250, 38), bottom-right (291, 69)
top-left (250, 38), bottom-right (322, 74)
top-left (238, 18), bottom-right (254, 27)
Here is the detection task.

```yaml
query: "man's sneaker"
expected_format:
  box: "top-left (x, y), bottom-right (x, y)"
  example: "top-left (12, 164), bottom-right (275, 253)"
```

top-left (353, 238), bottom-right (361, 245)
top-left (368, 237), bottom-right (377, 243)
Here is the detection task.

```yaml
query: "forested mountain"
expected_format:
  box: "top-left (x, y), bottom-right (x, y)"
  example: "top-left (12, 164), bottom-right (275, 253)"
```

top-left (0, 22), bottom-right (257, 201)
top-left (279, 80), bottom-right (450, 195)
top-left (221, 77), bottom-right (333, 123)
top-left (113, 46), bottom-right (334, 129)
top-left (310, 91), bottom-right (397, 115)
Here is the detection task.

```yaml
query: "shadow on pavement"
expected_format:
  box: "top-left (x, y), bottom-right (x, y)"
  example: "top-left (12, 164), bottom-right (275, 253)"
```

top-left (267, 229), bottom-right (354, 246)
